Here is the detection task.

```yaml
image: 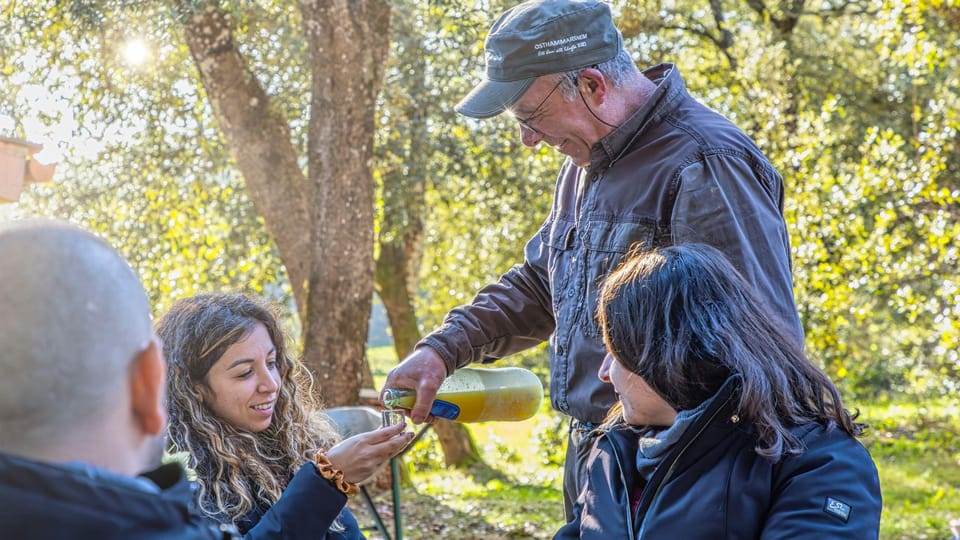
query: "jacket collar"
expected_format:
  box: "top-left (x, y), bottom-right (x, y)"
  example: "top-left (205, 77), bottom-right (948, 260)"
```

top-left (605, 374), bottom-right (742, 458)
top-left (587, 63), bottom-right (688, 174)
top-left (0, 451), bottom-right (198, 526)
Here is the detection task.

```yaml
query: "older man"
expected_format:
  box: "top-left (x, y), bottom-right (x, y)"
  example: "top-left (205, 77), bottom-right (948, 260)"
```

top-left (383, 0), bottom-right (804, 519)
top-left (0, 220), bottom-right (236, 539)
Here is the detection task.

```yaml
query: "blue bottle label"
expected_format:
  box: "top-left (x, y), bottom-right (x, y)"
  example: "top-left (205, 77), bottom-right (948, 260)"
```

top-left (429, 399), bottom-right (461, 420)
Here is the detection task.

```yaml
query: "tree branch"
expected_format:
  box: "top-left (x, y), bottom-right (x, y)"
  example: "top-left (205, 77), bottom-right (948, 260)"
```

top-left (179, 1), bottom-right (312, 310)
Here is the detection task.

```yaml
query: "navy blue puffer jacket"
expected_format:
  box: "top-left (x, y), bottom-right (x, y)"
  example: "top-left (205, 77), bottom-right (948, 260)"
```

top-left (554, 378), bottom-right (882, 539)
top-left (0, 452), bottom-right (236, 539)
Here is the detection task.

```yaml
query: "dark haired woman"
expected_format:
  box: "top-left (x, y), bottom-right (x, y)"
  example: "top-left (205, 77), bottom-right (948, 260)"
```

top-left (555, 244), bottom-right (881, 539)
top-left (160, 293), bottom-right (413, 539)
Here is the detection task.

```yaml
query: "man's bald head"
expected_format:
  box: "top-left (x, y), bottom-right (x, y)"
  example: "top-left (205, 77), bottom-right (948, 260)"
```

top-left (0, 220), bottom-right (154, 455)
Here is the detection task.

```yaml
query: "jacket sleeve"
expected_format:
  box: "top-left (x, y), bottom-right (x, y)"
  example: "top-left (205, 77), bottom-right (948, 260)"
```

top-left (760, 427), bottom-right (882, 539)
top-left (241, 463), bottom-right (347, 540)
top-left (552, 434), bottom-right (633, 540)
top-left (419, 227), bottom-right (556, 375)
top-left (671, 153), bottom-right (804, 345)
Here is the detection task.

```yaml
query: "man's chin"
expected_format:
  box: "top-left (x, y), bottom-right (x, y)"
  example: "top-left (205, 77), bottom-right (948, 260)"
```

top-left (559, 146), bottom-right (591, 167)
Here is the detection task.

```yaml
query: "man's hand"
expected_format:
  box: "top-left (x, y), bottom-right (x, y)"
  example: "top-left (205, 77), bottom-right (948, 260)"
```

top-left (381, 347), bottom-right (447, 424)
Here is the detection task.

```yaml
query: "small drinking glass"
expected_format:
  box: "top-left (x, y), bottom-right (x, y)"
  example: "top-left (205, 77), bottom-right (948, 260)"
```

top-left (381, 409), bottom-right (406, 428)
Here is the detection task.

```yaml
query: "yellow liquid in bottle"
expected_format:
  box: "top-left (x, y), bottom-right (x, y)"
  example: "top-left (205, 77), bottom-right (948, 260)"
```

top-left (381, 367), bottom-right (543, 423)
top-left (432, 384), bottom-right (543, 422)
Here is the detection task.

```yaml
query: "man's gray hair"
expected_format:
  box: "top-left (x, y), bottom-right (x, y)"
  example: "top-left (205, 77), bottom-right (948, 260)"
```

top-left (556, 49), bottom-right (637, 102)
top-left (0, 220), bottom-right (153, 454)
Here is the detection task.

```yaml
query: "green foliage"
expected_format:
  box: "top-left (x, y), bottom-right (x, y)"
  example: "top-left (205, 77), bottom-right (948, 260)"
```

top-left (528, 404), bottom-right (568, 469)
top-left (779, 2), bottom-right (959, 399)
top-left (602, 0), bottom-right (960, 400)
top-left (859, 398), bottom-right (960, 539)
top-left (2, 1), bottom-right (295, 318)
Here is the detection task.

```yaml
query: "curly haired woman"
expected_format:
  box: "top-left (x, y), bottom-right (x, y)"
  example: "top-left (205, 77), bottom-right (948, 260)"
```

top-left (555, 244), bottom-right (882, 539)
top-left (160, 292), bottom-right (412, 539)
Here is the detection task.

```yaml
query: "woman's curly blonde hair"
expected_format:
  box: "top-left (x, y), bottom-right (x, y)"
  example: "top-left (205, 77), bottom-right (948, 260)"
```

top-left (158, 293), bottom-right (340, 526)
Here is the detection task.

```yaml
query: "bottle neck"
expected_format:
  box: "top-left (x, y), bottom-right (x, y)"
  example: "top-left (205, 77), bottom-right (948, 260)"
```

top-left (381, 388), bottom-right (415, 409)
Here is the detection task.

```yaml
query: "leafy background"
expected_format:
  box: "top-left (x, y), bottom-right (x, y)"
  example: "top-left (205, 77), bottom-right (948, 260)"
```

top-left (2, 1), bottom-right (959, 537)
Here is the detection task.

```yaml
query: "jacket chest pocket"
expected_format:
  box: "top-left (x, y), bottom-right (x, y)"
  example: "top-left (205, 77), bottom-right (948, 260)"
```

top-left (540, 217), bottom-right (578, 317)
top-left (581, 217), bottom-right (658, 336)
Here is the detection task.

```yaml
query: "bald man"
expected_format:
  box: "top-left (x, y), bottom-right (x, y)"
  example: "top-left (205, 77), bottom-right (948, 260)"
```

top-left (0, 220), bottom-right (237, 539)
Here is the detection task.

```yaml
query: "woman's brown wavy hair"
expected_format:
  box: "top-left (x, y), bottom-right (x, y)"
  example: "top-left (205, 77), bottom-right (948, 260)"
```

top-left (158, 293), bottom-right (339, 525)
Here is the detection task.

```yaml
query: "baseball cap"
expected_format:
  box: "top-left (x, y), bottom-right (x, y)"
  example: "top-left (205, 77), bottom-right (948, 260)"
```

top-left (455, 0), bottom-right (622, 119)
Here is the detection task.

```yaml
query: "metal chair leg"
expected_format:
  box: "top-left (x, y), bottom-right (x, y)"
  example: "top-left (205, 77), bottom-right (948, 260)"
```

top-left (389, 423), bottom-right (431, 540)
top-left (360, 484), bottom-right (392, 540)
top-left (391, 457), bottom-right (402, 540)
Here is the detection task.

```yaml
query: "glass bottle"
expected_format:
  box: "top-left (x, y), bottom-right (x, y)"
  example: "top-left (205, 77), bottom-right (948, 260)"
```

top-left (380, 366), bottom-right (543, 422)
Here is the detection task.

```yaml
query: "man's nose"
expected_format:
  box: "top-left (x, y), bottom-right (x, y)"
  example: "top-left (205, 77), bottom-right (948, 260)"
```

top-left (519, 124), bottom-right (543, 147)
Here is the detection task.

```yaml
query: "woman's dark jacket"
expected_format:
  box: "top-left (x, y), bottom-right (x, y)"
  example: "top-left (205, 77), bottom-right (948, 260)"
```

top-left (0, 451), bottom-right (237, 539)
top-left (216, 462), bottom-right (364, 540)
top-left (554, 379), bottom-right (882, 539)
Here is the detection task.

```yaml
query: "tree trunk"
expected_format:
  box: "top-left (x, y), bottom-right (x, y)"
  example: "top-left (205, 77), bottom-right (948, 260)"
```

top-left (376, 230), bottom-right (482, 468)
top-left (374, 2), bottom-right (481, 468)
top-left (181, 2), bottom-right (311, 310)
top-left (375, 240), bottom-right (422, 359)
top-left (181, 0), bottom-right (391, 407)
top-left (298, 0), bottom-right (392, 406)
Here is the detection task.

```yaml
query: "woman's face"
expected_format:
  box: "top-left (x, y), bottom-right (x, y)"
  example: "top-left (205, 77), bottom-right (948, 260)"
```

top-left (599, 352), bottom-right (677, 427)
top-left (202, 321), bottom-right (281, 433)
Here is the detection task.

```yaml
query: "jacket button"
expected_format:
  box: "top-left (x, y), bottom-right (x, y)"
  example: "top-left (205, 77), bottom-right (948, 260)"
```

top-left (730, 415), bottom-right (740, 423)
top-left (557, 345), bottom-right (565, 356)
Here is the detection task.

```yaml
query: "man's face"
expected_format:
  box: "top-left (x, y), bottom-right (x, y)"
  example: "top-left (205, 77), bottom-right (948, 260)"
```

top-left (507, 76), bottom-right (605, 167)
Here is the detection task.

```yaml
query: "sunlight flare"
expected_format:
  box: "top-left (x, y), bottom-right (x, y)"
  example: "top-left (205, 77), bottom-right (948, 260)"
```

top-left (122, 39), bottom-right (149, 66)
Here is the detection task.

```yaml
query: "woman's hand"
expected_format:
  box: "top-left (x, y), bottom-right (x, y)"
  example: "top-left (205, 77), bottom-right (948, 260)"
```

top-left (324, 422), bottom-right (414, 484)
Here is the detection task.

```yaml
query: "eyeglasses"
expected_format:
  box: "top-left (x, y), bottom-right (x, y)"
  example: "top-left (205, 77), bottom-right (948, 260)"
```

top-left (513, 78), bottom-right (564, 132)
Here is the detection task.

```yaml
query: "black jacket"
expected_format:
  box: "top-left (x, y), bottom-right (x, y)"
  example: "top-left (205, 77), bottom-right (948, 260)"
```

top-left (224, 462), bottom-right (363, 540)
top-left (555, 379), bottom-right (882, 539)
top-left (0, 451), bottom-right (236, 539)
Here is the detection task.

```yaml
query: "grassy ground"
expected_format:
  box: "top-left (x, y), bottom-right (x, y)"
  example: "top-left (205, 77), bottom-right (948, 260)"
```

top-left (859, 400), bottom-right (960, 539)
top-left (358, 346), bottom-right (960, 539)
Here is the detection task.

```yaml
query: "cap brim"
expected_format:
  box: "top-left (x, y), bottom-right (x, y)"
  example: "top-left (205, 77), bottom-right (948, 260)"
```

top-left (455, 77), bottom-right (536, 119)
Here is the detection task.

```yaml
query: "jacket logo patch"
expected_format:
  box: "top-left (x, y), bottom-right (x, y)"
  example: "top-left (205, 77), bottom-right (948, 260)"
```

top-left (823, 497), bottom-right (851, 523)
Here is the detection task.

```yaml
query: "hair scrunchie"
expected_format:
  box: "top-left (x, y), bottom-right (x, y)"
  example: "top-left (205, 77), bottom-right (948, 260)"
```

top-left (312, 450), bottom-right (360, 496)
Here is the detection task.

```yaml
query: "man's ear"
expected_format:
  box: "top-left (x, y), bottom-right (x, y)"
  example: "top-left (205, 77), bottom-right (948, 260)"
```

top-left (130, 338), bottom-right (167, 437)
top-left (577, 68), bottom-right (607, 101)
